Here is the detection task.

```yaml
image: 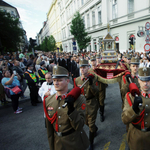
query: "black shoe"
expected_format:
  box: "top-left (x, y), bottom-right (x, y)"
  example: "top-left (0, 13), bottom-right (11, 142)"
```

top-left (36, 100), bottom-right (42, 103)
top-left (89, 131), bottom-right (95, 150)
top-left (100, 115), bottom-right (104, 122)
top-left (88, 144), bottom-right (93, 150)
top-left (32, 103), bottom-right (37, 106)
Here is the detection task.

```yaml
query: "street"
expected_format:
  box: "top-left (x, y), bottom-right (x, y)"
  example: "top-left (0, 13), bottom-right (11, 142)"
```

top-left (0, 82), bottom-right (128, 150)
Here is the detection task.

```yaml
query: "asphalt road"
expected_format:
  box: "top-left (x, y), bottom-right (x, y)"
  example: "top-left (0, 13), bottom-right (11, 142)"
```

top-left (0, 83), bottom-right (128, 150)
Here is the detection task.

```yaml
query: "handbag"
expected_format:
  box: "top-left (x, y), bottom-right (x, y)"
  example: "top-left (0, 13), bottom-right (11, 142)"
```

top-left (4, 86), bottom-right (22, 95)
top-left (11, 86), bottom-right (22, 94)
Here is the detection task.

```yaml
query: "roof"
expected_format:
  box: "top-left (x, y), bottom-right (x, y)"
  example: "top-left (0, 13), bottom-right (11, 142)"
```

top-left (103, 32), bottom-right (114, 42)
top-left (0, 0), bottom-right (20, 18)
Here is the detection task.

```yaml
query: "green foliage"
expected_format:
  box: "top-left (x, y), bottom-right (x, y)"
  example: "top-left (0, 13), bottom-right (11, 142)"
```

top-left (40, 35), bottom-right (57, 52)
top-left (0, 10), bottom-right (24, 52)
top-left (70, 12), bottom-right (91, 52)
top-left (60, 44), bottom-right (63, 51)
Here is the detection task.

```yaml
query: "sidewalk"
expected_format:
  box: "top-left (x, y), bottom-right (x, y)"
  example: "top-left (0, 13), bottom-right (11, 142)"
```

top-left (0, 82), bottom-right (73, 107)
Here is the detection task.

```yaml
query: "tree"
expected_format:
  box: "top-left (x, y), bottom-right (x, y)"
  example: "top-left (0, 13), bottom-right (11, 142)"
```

top-left (60, 44), bottom-right (63, 52)
top-left (40, 35), bottom-right (57, 52)
top-left (0, 10), bottom-right (24, 52)
top-left (70, 12), bottom-right (91, 52)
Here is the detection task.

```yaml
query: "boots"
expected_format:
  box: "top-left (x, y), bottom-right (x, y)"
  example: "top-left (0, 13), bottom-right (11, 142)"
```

top-left (88, 131), bottom-right (95, 150)
top-left (100, 105), bottom-right (105, 122)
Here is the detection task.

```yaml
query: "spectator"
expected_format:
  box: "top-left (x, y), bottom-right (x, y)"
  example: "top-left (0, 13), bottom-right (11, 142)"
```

top-left (1, 70), bottom-right (22, 114)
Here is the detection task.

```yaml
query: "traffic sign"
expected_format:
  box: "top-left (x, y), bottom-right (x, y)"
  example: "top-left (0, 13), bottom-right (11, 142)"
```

top-left (145, 22), bottom-right (150, 30)
top-left (145, 35), bottom-right (150, 42)
top-left (144, 43), bottom-right (150, 52)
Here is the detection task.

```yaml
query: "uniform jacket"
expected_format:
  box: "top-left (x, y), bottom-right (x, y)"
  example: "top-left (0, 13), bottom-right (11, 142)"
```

top-left (45, 92), bottom-right (89, 150)
top-left (122, 92), bottom-right (150, 150)
top-left (38, 67), bottom-right (48, 80)
top-left (24, 70), bottom-right (39, 86)
top-left (38, 81), bottom-right (56, 100)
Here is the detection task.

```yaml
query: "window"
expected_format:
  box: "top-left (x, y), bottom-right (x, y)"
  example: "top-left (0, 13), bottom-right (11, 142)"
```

top-left (81, 0), bottom-right (84, 5)
top-left (87, 14), bottom-right (90, 28)
top-left (128, 0), bottom-right (134, 13)
top-left (92, 11), bottom-right (95, 26)
top-left (112, 0), bottom-right (117, 19)
top-left (98, 6), bottom-right (102, 24)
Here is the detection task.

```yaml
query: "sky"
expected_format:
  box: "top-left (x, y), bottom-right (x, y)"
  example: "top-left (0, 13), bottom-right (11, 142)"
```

top-left (4, 0), bottom-right (52, 40)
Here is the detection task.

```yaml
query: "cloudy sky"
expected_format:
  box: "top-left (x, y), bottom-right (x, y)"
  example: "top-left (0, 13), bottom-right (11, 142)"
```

top-left (4, 0), bottom-right (52, 40)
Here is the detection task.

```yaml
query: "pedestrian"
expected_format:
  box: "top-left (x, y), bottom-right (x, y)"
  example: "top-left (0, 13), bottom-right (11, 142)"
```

top-left (122, 67), bottom-right (150, 150)
top-left (74, 59), bottom-right (99, 150)
top-left (44, 65), bottom-right (89, 150)
top-left (1, 70), bottom-right (22, 114)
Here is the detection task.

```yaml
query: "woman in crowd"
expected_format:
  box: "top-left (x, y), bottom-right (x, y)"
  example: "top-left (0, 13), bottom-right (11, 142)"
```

top-left (1, 70), bottom-right (22, 114)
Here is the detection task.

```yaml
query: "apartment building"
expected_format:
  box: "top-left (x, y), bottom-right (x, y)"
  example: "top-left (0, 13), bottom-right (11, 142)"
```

top-left (58, 0), bottom-right (150, 53)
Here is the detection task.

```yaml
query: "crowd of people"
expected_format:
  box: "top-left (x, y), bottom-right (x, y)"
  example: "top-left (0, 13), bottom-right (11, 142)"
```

top-left (1, 49), bottom-right (150, 150)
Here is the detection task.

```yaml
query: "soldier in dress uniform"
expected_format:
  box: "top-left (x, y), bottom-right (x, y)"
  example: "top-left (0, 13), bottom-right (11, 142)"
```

top-left (24, 63), bottom-right (40, 106)
top-left (74, 59), bottom-right (99, 150)
top-left (120, 57), bottom-right (140, 108)
top-left (45, 65), bottom-right (89, 150)
top-left (38, 61), bottom-right (48, 85)
top-left (122, 67), bottom-right (150, 150)
top-left (89, 56), bottom-right (106, 122)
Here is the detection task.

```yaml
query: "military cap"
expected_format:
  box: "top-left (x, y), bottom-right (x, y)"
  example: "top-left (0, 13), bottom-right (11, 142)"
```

top-left (127, 54), bottom-right (132, 60)
top-left (96, 54), bottom-right (101, 59)
top-left (130, 57), bottom-right (139, 65)
top-left (52, 66), bottom-right (69, 78)
top-left (79, 59), bottom-right (89, 67)
top-left (138, 67), bottom-right (150, 81)
top-left (40, 61), bottom-right (45, 66)
top-left (90, 55), bottom-right (96, 61)
top-left (27, 62), bottom-right (34, 68)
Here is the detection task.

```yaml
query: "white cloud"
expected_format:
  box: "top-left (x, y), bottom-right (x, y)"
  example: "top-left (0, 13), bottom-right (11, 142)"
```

top-left (4, 0), bottom-right (52, 39)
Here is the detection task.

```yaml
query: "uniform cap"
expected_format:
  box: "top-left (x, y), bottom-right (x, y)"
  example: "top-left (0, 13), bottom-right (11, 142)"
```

top-left (90, 55), bottom-right (96, 61)
top-left (127, 54), bottom-right (132, 60)
top-left (138, 67), bottom-right (150, 81)
top-left (79, 59), bottom-right (89, 67)
top-left (52, 66), bottom-right (69, 78)
top-left (130, 57), bottom-right (139, 65)
top-left (40, 61), bottom-right (45, 66)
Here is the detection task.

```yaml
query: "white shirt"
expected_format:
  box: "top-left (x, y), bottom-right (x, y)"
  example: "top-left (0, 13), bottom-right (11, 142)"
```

top-left (38, 81), bottom-right (57, 101)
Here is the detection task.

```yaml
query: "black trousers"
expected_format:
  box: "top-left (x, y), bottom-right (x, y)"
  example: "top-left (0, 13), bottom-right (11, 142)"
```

top-left (11, 94), bottom-right (20, 111)
top-left (28, 85), bottom-right (38, 105)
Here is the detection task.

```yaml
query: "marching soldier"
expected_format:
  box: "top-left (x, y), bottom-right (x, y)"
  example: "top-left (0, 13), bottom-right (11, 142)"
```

top-left (24, 62), bottom-right (40, 106)
top-left (120, 57), bottom-right (140, 108)
top-left (89, 56), bottom-right (106, 122)
top-left (44, 66), bottom-right (89, 150)
top-left (122, 67), bottom-right (150, 150)
top-left (38, 61), bottom-right (48, 85)
top-left (74, 59), bottom-right (99, 150)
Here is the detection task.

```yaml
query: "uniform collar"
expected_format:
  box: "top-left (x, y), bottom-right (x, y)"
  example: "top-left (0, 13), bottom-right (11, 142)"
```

top-left (81, 76), bottom-right (87, 81)
top-left (131, 75), bottom-right (138, 79)
top-left (47, 82), bottom-right (53, 85)
top-left (55, 93), bottom-right (67, 100)
top-left (141, 91), bottom-right (150, 98)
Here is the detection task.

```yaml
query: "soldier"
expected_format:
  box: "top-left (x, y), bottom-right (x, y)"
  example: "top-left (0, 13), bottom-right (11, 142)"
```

top-left (89, 56), bottom-right (106, 122)
top-left (44, 66), bottom-right (89, 150)
top-left (120, 57), bottom-right (140, 108)
top-left (38, 61), bottom-right (48, 85)
top-left (24, 62), bottom-right (40, 106)
top-left (74, 59), bottom-right (99, 150)
top-left (96, 53), bottom-right (101, 65)
top-left (122, 67), bottom-right (150, 150)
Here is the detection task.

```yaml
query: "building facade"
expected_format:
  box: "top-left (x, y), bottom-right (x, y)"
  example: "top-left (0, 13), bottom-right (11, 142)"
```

top-left (57, 0), bottom-right (150, 53)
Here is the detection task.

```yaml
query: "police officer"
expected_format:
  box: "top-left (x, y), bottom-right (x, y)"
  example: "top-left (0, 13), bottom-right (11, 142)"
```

top-left (24, 63), bottom-right (39, 106)
top-left (44, 65), bottom-right (89, 150)
top-left (122, 67), bottom-right (150, 150)
top-left (89, 56), bottom-right (106, 122)
top-left (74, 59), bottom-right (99, 150)
top-left (38, 61), bottom-right (48, 85)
